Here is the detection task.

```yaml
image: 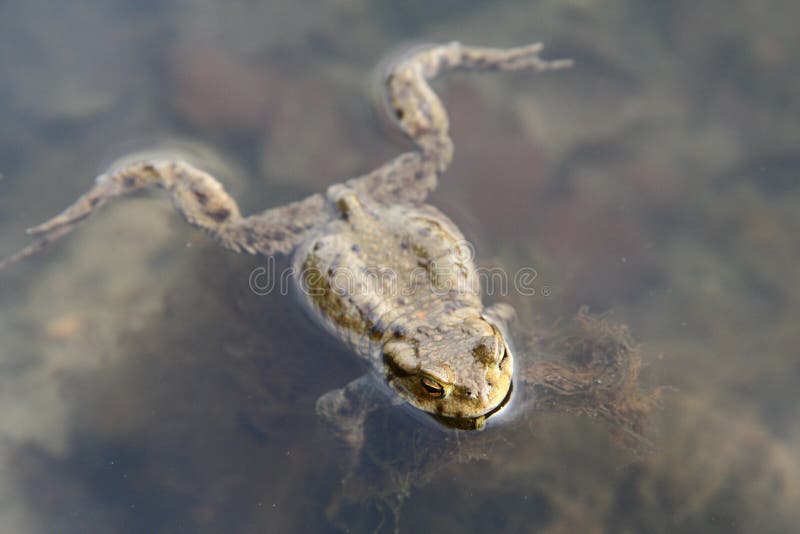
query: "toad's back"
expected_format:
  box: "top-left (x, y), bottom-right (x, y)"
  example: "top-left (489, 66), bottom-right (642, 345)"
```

top-left (293, 186), bottom-right (483, 365)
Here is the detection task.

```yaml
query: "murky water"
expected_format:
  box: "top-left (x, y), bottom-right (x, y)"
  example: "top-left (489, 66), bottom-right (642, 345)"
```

top-left (1, 1), bottom-right (799, 532)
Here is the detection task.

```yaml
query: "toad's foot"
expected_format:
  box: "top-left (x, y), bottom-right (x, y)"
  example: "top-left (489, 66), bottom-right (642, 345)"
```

top-left (383, 42), bottom-right (572, 173)
top-left (0, 158), bottom-right (332, 269)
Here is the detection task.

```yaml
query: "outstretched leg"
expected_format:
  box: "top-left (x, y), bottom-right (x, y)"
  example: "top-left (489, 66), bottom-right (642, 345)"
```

top-left (0, 158), bottom-right (331, 269)
top-left (354, 42), bottom-right (571, 207)
top-left (383, 42), bottom-right (572, 173)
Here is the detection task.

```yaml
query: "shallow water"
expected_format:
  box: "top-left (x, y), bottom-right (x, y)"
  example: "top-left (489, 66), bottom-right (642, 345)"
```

top-left (1, 1), bottom-right (800, 532)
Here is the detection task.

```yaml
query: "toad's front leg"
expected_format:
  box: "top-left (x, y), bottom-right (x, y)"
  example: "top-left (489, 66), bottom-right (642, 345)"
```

top-left (315, 375), bottom-right (397, 468)
top-left (0, 158), bottom-right (333, 269)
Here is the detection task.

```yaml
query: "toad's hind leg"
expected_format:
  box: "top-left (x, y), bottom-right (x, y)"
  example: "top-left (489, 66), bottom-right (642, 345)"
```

top-left (334, 43), bottom-right (570, 210)
top-left (384, 42), bottom-right (572, 173)
top-left (0, 159), bottom-right (331, 269)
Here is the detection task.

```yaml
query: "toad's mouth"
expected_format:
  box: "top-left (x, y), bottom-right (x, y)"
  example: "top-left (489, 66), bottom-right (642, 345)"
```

top-left (430, 381), bottom-right (514, 431)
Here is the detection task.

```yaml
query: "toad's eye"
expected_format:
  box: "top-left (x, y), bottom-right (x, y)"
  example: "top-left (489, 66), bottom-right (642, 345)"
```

top-left (420, 376), bottom-right (444, 398)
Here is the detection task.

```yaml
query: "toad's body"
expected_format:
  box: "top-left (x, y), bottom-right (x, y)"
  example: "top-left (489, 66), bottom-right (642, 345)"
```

top-left (296, 188), bottom-right (511, 426)
top-left (0, 42), bottom-right (572, 431)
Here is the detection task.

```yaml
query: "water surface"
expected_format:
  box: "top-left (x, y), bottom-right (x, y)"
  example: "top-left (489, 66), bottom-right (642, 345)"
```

top-left (1, 1), bottom-right (799, 532)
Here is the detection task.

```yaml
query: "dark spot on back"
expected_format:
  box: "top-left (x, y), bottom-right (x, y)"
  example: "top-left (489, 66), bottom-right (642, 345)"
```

top-left (194, 190), bottom-right (209, 205)
top-left (369, 325), bottom-right (384, 341)
top-left (335, 198), bottom-right (351, 220)
top-left (208, 208), bottom-right (231, 222)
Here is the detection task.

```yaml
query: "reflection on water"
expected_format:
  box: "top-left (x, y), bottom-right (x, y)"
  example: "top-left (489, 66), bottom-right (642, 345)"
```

top-left (1, 0), bottom-right (800, 532)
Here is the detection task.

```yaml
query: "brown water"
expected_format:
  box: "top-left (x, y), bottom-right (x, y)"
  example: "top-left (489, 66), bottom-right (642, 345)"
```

top-left (1, 1), bottom-right (799, 532)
